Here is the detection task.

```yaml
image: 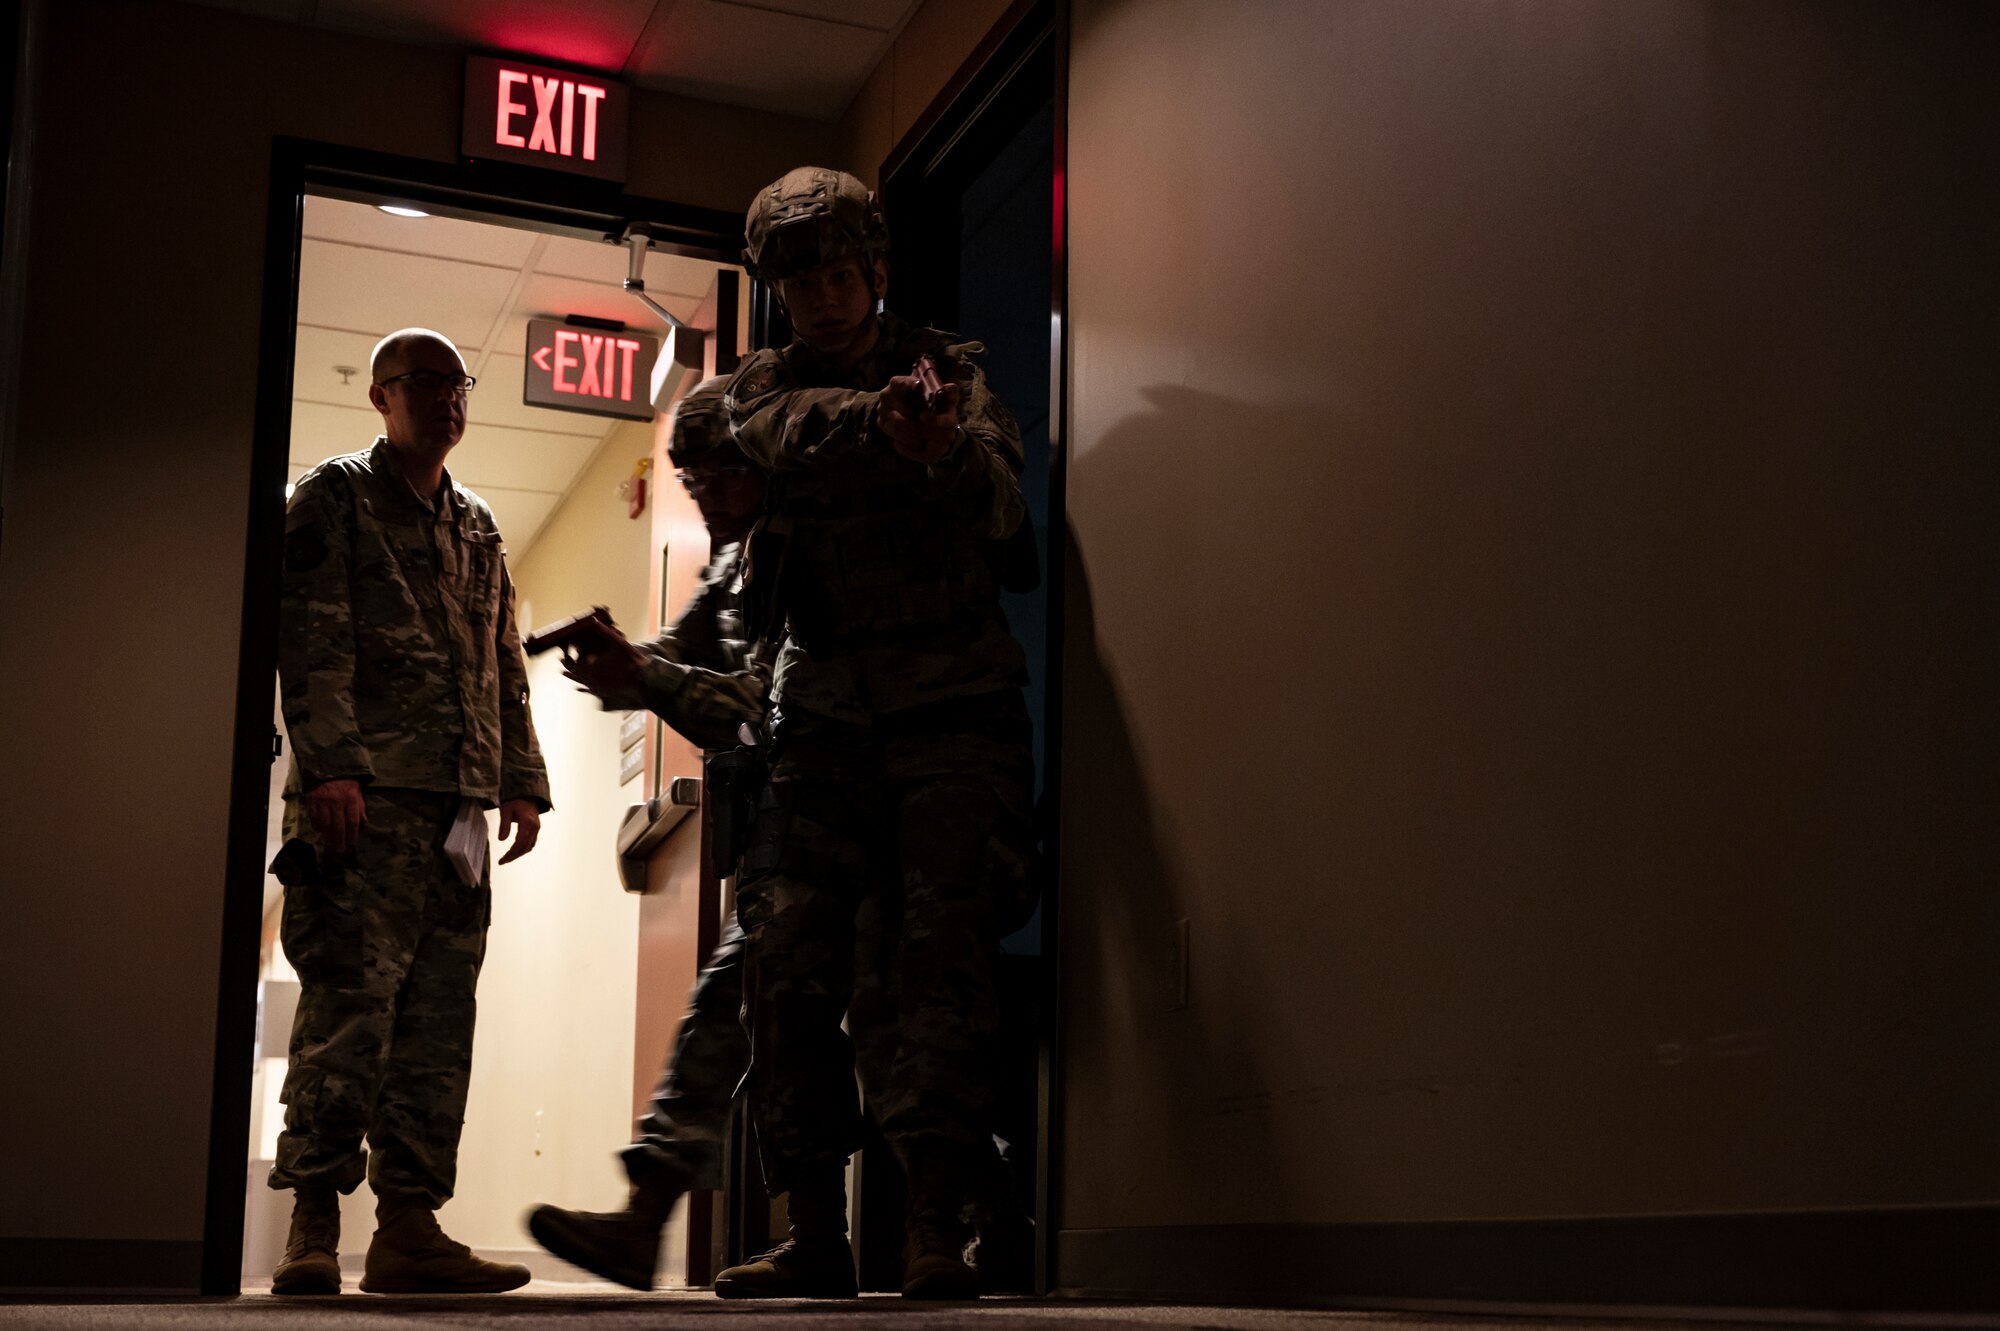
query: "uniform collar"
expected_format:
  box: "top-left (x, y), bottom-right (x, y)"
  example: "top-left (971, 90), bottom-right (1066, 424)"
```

top-left (366, 436), bottom-right (463, 518)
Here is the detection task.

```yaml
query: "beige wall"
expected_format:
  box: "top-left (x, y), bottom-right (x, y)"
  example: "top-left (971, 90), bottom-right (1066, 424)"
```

top-left (1059, 0), bottom-right (1996, 1236)
top-left (0, 0), bottom-right (827, 1263)
top-left (447, 420), bottom-right (655, 1258)
top-left (835, 0), bottom-right (1018, 185)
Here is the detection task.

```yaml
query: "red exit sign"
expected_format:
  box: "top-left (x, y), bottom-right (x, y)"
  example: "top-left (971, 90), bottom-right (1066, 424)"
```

top-left (524, 319), bottom-right (658, 421)
top-left (463, 56), bottom-right (628, 183)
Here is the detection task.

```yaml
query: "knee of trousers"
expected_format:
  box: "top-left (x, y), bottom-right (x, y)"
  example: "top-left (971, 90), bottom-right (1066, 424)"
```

top-left (899, 776), bottom-right (1033, 928)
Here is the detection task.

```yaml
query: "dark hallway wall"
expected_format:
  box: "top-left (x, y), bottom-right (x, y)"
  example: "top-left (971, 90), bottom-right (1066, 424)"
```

top-left (1056, 0), bottom-right (1996, 1303)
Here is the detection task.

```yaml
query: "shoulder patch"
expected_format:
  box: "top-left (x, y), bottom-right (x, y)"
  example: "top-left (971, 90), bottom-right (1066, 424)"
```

top-left (726, 350), bottom-right (786, 404)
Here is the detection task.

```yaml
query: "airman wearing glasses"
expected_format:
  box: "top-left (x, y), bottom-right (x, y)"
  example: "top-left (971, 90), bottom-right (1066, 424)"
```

top-left (266, 326), bottom-right (550, 1297)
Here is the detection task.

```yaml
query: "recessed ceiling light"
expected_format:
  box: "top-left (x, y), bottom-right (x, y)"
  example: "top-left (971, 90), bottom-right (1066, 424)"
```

top-left (378, 205), bottom-right (429, 219)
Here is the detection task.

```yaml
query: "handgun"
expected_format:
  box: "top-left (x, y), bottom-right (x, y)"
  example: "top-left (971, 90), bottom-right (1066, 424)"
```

top-left (912, 353), bottom-right (951, 412)
top-left (524, 606), bottom-right (616, 657)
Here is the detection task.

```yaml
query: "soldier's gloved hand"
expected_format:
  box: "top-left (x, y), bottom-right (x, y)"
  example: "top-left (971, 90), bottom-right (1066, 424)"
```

top-left (497, 798), bottom-right (542, 865)
top-left (560, 626), bottom-right (650, 712)
top-left (304, 778), bottom-right (367, 857)
top-left (879, 374), bottom-right (961, 466)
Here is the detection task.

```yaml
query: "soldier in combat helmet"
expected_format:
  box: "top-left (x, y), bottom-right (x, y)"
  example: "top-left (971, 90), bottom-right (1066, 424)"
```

top-left (711, 167), bottom-right (1038, 1301)
top-left (523, 379), bottom-right (1034, 1295)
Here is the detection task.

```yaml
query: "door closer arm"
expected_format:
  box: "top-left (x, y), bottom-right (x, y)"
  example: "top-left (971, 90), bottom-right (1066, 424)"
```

top-left (622, 224), bottom-right (691, 331)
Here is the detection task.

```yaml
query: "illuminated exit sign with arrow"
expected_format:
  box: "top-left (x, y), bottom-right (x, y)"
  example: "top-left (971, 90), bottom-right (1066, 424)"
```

top-left (524, 318), bottom-right (658, 421)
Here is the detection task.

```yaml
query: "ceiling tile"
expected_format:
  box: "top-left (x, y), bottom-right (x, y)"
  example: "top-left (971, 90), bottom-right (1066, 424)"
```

top-left (451, 424), bottom-right (606, 496)
top-left (495, 273), bottom-right (700, 352)
top-left (478, 488), bottom-right (563, 555)
top-left (652, 253), bottom-right (739, 300)
top-left (298, 240), bottom-right (518, 352)
top-left (468, 354), bottom-right (614, 437)
top-left (315, 0), bottom-right (658, 71)
top-left (626, 0), bottom-right (890, 121)
top-left (292, 325), bottom-right (384, 405)
top-left (712, 0), bottom-right (917, 31)
top-left (304, 195), bottom-right (541, 269)
top-left (535, 236), bottom-right (724, 297)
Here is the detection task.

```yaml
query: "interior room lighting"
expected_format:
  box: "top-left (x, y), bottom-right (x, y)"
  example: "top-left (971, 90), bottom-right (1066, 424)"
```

top-left (378, 205), bottom-right (429, 218)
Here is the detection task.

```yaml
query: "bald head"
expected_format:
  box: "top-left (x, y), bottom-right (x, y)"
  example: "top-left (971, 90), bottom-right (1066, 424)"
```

top-left (368, 327), bottom-right (470, 460)
top-left (370, 327), bottom-right (464, 384)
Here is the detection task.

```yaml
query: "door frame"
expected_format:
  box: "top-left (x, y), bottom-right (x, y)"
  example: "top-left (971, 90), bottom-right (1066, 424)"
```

top-left (204, 135), bottom-right (744, 1295)
top-left (877, 0), bottom-right (1069, 1294)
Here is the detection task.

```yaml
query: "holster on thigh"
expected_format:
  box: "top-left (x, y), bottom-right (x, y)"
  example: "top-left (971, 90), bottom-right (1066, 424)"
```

top-left (736, 780), bottom-right (868, 931)
top-left (272, 837), bottom-right (365, 989)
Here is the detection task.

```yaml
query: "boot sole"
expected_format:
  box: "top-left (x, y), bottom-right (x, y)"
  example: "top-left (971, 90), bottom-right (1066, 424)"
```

top-left (270, 1269), bottom-right (341, 1297)
top-left (359, 1269), bottom-right (531, 1295)
top-left (358, 1263), bottom-right (532, 1287)
top-left (525, 1209), bottom-right (655, 1291)
top-left (903, 1271), bottom-right (980, 1300)
top-left (714, 1276), bottom-right (858, 1299)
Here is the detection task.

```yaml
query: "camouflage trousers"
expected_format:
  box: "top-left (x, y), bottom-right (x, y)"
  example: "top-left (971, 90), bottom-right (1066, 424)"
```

top-left (266, 786), bottom-right (489, 1208)
top-left (736, 691), bottom-right (1036, 1194)
top-left (617, 904), bottom-right (941, 1193)
top-left (620, 915), bottom-right (747, 1192)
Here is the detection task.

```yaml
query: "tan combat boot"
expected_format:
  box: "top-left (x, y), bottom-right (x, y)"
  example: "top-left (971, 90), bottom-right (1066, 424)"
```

top-left (901, 1156), bottom-right (978, 1300)
top-left (713, 1160), bottom-right (858, 1299)
top-left (271, 1187), bottom-right (342, 1296)
top-left (360, 1196), bottom-right (530, 1294)
top-left (525, 1172), bottom-right (683, 1291)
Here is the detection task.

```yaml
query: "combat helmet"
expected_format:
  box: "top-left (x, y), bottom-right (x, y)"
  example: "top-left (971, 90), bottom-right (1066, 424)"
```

top-left (743, 167), bottom-right (889, 284)
top-left (666, 375), bottom-right (736, 466)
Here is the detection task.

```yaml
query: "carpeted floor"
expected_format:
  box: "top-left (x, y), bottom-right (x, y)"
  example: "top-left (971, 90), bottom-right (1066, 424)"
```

top-left (0, 1288), bottom-right (1906, 1331)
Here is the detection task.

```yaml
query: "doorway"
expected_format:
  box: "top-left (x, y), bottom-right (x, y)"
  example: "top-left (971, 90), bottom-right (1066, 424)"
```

top-left (209, 139), bottom-right (747, 1295)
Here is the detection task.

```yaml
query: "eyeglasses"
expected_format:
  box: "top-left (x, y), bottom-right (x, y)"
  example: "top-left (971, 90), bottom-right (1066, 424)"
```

top-left (378, 369), bottom-right (477, 396)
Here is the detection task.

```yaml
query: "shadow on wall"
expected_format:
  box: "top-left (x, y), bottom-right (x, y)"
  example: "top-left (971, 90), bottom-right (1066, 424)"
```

top-left (1060, 384), bottom-right (1335, 1228)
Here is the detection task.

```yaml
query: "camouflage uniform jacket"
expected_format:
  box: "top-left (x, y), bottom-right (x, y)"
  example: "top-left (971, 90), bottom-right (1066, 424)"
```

top-left (631, 538), bottom-right (768, 753)
top-left (724, 311), bottom-right (1029, 722)
top-left (280, 438), bottom-right (551, 810)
